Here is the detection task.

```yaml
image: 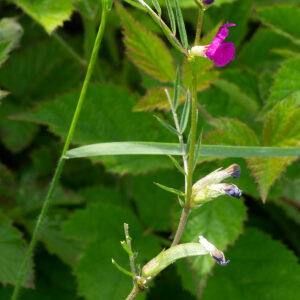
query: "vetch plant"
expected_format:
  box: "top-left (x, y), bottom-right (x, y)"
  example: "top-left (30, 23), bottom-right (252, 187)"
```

top-left (4, 0), bottom-right (300, 299)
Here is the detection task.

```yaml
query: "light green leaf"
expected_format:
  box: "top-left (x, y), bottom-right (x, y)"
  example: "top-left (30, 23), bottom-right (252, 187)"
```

top-left (0, 18), bottom-right (23, 67)
top-left (117, 3), bottom-right (176, 82)
top-left (15, 84), bottom-right (175, 174)
top-left (65, 142), bottom-right (300, 159)
top-left (165, 0), bottom-right (176, 34)
top-left (133, 87), bottom-right (175, 112)
top-left (173, 68), bottom-right (180, 109)
top-left (152, 0), bottom-right (161, 15)
top-left (261, 57), bottom-right (300, 117)
top-left (15, 0), bottom-right (75, 34)
top-left (177, 196), bottom-right (247, 296)
top-left (173, 0), bottom-right (188, 49)
top-left (179, 90), bottom-right (190, 133)
top-left (248, 97), bottom-right (300, 202)
top-left (154, 182), bottom-right (185, 196)
top-left (202, 228), bottom-right (300, 300)
top-left (63, 202), bottom-right (160, 300)
top-left (257, 5), bottom-right (300, 46)
top-left (0, 212), bottom-right (34, 288)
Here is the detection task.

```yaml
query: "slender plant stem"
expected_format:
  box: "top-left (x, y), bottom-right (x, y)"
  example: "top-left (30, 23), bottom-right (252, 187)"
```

top-left (11, 6), bottom-right (108, 300)
top-left (124, 223), bottom-right (137, 280)
top-left (53, 32), bottom-right (87, 67)
top-left (171, 60), bottom-right (198, 247)
top-left (126, 287), bottom-right (140, 300)
top-left (194, 8), bottom-right (204, 45)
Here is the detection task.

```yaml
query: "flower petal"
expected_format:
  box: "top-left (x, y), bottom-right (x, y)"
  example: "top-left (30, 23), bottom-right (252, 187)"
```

top-left (206, 23), bottom-right (235, 59)
top-left (212, 42), bottom-right (235, 67)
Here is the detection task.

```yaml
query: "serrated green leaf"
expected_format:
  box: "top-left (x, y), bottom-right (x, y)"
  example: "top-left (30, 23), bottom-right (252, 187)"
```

top-left (63, 202), bottom-right (160, 300)
top-left (260, 57), bottom-right (300, 118)
top-left (165, 0), bottom-right (176, 34)
top-left (0, 101), bottom-right (38, 153)
top-left (173, 0), bottom-right (188, 49)
top-left (154, 114), bottom-right (180, 136)
top-left (202, 228), bottom-right (300, 300)
top-left (117, 3), bottom-right (176, 82)
top-left (248, 97), bottom-right (300, 202)
top-left (0, 212), bottom-right (34, 288)
top-left (15, 84), bottom-right (176, 174)
top-left (179, 90), bottom-right (190, 133)
top-left (177, 196), bottom-right (247, 296)
top-left (15, 0), bottom-right (75, 34)
top-left (238, 29), bottom-right (295, 71)
top-left (133, 87), bottom-right (175, 112)
top-left (205, 118), bottom-right (261, 147)
top-left (257, 5), bottom-right (300, 46)
top-left (154, 182), bottom-right (185, 196)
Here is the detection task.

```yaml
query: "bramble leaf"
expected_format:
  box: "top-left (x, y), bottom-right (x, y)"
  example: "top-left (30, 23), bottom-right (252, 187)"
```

top-left (257, 5), bottom-right (300, 45)
top-left (117, 4), bottom-right (176, 82)
top-left (203, 228), bottom-right (300, 300)
top-left (14, 0), bottom-right (75, 34)
top-left (16, 84), bottom-right (174, 174)
top-left (0, 212), bottom-right (34, 288)
top-left (177, 196), bottom-right (247, 296)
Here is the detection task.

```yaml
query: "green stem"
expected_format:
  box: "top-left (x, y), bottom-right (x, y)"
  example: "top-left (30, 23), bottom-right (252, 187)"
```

top-left (171, 60), bottom-right (198, 247)
top-left (11, 6), bottom-right (108, 300)
top-left (194, 8), bottom-right (204, 45)
top-left (125, 287), bottom-right (140, 300)
top-left (52, 32), bottom-right (87, 68)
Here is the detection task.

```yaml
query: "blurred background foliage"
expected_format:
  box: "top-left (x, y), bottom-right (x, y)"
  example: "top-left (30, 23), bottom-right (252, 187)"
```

top-left (0, 0), bottom-right (300, 299)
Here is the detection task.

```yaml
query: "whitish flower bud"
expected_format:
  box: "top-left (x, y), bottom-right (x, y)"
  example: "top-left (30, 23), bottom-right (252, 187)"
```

top-left (199, 236), bottom-right (230, 266)
top-left (192, 164), bottom-right (242, 205)
top-left (190, 45), bottom-right (209, 58)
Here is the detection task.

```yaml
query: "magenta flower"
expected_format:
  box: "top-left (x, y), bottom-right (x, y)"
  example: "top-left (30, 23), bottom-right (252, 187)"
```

top-left (205, 23), bottom-right (235, 67)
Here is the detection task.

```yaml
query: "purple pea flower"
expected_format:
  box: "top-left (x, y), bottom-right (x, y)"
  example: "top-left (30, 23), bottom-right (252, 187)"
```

top-left (203, 0), bottom-right (214, 4)
top-left (205, 23), bottom-right (236, 67)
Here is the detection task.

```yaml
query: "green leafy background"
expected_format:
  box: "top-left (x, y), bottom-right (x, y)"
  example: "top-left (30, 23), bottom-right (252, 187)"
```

top-left (0, 0), bottom-right (300, 299)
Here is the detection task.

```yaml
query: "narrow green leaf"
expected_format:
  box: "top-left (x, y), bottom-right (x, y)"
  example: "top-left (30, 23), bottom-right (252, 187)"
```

top-left (111, 259), bottom-right (135, 278)
top-left (173, 67), bottom-right (181, 109)
top-left (65, 142), bottom-right (300, 159)
top-left (180, 90), bottom-right (191, 133)
top-left (173, 0), bottom-right (188, 49)
top-left (123, 0), bottom-right (147, 11)
top-left (151, 0), bottom-right (162, 16)
top-left (154, 182), bottom-right (185, 197)
top-left (154, 114), bottom-right (180, 136)
top-left (120, 241), bottom-right (134, 257)
top-left (167, 155), bottom-right (186, 175)
top-left (165, 0), bottom-right (176, 34)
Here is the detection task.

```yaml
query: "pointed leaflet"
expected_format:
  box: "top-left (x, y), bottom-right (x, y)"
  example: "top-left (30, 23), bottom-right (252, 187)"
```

top-left (179, 90), bottom-right (190, 133)
top-left (167, 155), bottom-right (186, 175)
top-left (152, 0), bottom-right (162, 15)
top-left (173, 0), bottom-right (188, 49)
top-left (117, 3), bottom-right (176, 82)
top-left (0, 212), bottom-right (34, 288)
top-left (257, 5), bottom-right (300, 45)
top-left (203, 228), bottom-right (300, 300)
top-left (154, 114), bottom-right (180, 136)
top-left (154, 182), bottom-right (185, 196)
top-left (165, 0), bottom-right (176, 34)
top-left (173, 68), bottom-right (181, 109)
top-left (15, 0), bottom-right (75, 34)
top-left (176, 196), bottom-right (247, 296)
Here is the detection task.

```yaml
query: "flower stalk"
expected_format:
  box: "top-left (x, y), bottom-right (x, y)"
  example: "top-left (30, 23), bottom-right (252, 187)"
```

top-left (11, 4), bottom-right (109, 300)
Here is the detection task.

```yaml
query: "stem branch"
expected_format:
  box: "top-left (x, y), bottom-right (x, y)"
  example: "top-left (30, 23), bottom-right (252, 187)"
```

top-left (11, 6), bottom-right (108, 300)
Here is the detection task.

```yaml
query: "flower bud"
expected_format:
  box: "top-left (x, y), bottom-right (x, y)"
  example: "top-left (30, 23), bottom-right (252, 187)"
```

top-left (199, 236), bottom-right (230, 266)
top-left (192, 164), bottom-right (242, 205)
top-left (203, 0), bottom-right (214, 4)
